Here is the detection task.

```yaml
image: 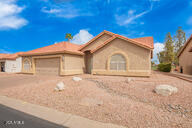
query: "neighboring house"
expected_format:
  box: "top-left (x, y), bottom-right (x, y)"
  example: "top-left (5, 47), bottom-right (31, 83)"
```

top-left (21, 30), bottom-right (154, 76)
top-left (178, 35), bottom-right (192, 75)
top-left (0, 52), bottom-right (23, 73)
top-left (0, 54), bottom-right (8, 72)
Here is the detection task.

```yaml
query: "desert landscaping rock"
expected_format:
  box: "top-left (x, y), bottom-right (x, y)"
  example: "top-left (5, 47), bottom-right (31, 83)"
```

top-left (125, 77), bottom-right (133, 83)
top-left (72, 77), bottom-right (82, 82)
top-left (54, 82), bottom-right (65, 91)
top-left (155, 84), bottom-right (178, 96)
top-left (79, 98), bottom-right (103, 107)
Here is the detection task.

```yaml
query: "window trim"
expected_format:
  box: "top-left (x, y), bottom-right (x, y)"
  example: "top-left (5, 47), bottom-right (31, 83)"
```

top-left (107, 51), bottom-right (128, 71)
top-left (23, 58), bottom-right (31, 71)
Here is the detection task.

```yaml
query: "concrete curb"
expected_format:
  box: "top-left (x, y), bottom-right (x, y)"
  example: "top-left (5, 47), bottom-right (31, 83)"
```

top-left (0, 95), bottom-right (126, 128)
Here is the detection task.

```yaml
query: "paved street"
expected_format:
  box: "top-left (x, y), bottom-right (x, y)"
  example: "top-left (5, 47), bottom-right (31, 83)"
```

top-left (0, 104), bottom-right (67, 128)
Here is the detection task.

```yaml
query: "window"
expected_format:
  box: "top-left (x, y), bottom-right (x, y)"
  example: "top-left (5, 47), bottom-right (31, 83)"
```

top-left (110, 54), bottom-right (126, 70)
top-left (24, 60), bottom-right (30, 71)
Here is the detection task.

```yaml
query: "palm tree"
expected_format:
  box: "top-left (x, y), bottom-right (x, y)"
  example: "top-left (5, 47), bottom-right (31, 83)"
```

top-left (65, 33), bottom-right (73, 42)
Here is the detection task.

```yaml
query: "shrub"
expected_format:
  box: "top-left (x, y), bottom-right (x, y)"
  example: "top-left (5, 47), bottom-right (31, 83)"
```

top-left (158, 63), bottom-right (171, 72)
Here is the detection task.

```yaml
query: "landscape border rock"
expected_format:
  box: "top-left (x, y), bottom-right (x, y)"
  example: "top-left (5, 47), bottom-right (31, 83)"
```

top-left (155, 84), bottom-right (178, 96)
top-left (55, 82), bottom-right (65, 91)
top-left (72, 77), bottom-right (82, 82)
top-left (125, 77), bottom-right (134, 83)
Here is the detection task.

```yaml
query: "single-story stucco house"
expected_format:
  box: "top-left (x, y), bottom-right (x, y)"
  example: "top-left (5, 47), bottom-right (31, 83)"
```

top-left (20, 30), bottom-right (154, 76)
top-left (178, 34), bottom-right (192, 75)
top-left (0, 52), bottom-right (23, 73)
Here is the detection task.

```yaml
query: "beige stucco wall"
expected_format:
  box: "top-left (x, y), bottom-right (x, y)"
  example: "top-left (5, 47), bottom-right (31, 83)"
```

top-left (179, 39), bottom-right (192, 75)
top-left (62, 54), bottom-right (85, 75)
top-left (81, 33), bottom-right (112, 52)
top-left (92, 38), bottom-right (151, 76)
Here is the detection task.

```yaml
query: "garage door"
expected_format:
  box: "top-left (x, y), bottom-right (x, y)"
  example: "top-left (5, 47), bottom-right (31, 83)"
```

top-left (35, 58), bottom-right (60, 76)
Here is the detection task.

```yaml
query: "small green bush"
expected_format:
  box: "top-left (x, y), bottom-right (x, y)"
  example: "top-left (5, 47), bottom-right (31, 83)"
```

top-left (158, 63), bottom-right (171, 72)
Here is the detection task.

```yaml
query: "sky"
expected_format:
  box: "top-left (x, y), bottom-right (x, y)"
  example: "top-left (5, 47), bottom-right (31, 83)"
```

top-left (0, 0), bottom-right (192, 63)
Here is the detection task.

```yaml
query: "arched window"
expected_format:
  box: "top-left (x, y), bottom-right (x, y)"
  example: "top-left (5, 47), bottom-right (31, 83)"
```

top-left (110, 54), bottom-right (126, 70)
top-left (24, 59), bottom-right (30, 71)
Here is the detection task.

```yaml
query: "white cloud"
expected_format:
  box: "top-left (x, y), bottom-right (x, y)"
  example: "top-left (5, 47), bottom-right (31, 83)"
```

top-left (41, 7), bottom-right (61, 14)
top-left (115, 0), bottom-right (159, 26)
top-left (72, 29), bottom-right (94, 44)
top-left (41, 4), bottom-right (93, 19)
top-left (152, 42), bottom-right (164, 63)
top-left (115, 7), bottom-right (152, 26)
top-left (0, 0), bottom-right (27, 30)
top-left (128, 10), bottom-right (135, 15)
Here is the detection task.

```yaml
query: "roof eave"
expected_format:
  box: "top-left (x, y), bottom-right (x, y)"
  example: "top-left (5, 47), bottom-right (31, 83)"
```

top-left (79, 30), bottom-right (115, 51)
top-left (0, 58), bottom-right (16, 60)
top-left (91, 35), bottom-right (153, 54)
top-left (116, 36), bottom-right (153, 50)
top-left (20, 50), bottom-right (84, 57)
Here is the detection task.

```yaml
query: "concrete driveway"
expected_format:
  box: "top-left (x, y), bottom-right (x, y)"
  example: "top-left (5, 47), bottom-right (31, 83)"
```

top-left (0, 73), bottom-right (62, 89)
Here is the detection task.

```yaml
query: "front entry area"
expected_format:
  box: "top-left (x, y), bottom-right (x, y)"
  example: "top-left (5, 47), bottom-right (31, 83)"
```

top-left (0, 62), bottom-right (5, 72)
top-left (35, 58), bottom-right (60, 76)
top-left (84, 51), bottom-right (92, 74)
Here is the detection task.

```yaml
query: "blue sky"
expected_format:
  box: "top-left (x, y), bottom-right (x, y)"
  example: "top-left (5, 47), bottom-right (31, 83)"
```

top-left (0, 0), bottom-right (192, 62)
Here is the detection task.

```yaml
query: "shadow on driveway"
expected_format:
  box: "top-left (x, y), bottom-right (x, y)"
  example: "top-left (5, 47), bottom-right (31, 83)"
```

top-left (0, 104), bottom-right (68, 128)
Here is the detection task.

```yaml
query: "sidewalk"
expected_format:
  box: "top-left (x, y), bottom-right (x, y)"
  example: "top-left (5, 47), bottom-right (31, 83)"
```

top-left (0, 95), bottom-right (126, 128)
top-left (168, 72), bottom-right (192, 83)
top-left (156, 71), bottom-right (192, 83)
top-left (171, 71), bottom-right (192, 80)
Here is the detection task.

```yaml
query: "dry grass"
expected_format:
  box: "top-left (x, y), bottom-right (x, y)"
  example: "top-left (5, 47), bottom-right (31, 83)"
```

top-left (0, 72), bottom-right (192, 128)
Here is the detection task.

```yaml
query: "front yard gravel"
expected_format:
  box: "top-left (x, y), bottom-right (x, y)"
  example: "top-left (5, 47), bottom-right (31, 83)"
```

top-left (1, 72), bottom-right (192, 128)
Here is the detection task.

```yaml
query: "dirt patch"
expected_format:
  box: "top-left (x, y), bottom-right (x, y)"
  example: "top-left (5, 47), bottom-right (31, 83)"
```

top-left (0, 72), bottom-right (192, 128)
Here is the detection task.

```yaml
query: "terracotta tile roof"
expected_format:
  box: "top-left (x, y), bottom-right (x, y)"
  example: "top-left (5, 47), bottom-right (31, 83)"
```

top-left (22, 42), bottom-right (83, 56)
top-left (0, 52), bottom-right (24, 60)
top-left (80, 30), bottom-right (154, 51)
top-left (0, 53), bottom-right (9, 59)
top-left (132, 36), bottom-right (154, 49)
top-left (178, 34), bottom-right (192, 57)
top-left (115, 34), bottom-right (154, 49)
top-left (5, 52), bottom-right (24, 60)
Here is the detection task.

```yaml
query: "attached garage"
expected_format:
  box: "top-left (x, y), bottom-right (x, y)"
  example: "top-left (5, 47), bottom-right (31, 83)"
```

top-left (35, 58), bottom-right (60, 76)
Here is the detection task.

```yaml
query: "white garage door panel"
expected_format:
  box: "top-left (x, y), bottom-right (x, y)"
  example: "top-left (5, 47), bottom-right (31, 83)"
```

top-left (35, 58), bottom-right (60, 76)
